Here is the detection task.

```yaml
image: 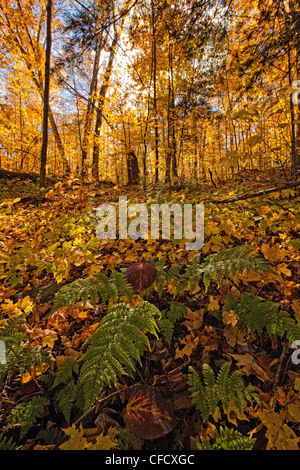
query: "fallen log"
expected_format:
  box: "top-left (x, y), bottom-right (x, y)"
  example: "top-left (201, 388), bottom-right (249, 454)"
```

top-left (206, 179), bottom-right (300, 204)
top-left (0, 168), bottom-right (57, 185)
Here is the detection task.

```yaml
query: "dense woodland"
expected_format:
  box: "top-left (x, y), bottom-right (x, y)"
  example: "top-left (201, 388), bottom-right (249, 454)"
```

top-left (0, 0), bottom-right (299, 452)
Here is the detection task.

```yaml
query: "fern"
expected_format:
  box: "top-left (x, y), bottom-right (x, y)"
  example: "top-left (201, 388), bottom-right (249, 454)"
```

top-left (159, 301), bottom-right (187, 344)
top-left (78, 301), bottom-right (160, 410)
top-left (0, 313), bottom-right (52, 390)
top-left (185, 246), bottom-right (275, 292)
top-left (51, 271), bottom-right (134, 314)
top-left (0, 434), bottom-right (17, 450)
top-left (224, 292), bottom-right (300, 342)
top-left (5, 396), bottom-right (49, 439)
top-left (51, 358), bottom-right (79, 424)
top-left (197, 426), bottom-right (256, 450)
top-left (188, 362), bottom-right (260, 421)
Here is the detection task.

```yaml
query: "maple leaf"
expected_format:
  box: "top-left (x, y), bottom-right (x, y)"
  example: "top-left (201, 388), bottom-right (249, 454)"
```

top-left (257, 410), bottom-right (300, 450)
top-left (21, 362), bottom-right (50, 384)
top-left (261, 243), bottom-right (286, 262)
top-left (222, 310), bottom-right (238, 327)
top-left (229, 353), bottom-right (270, 382)
top-left (207, 295), bottom-right (220, 311)
top-left (175, 333), bottom-right (199, 359)
top-left (60, 425), bottom-right (119, 450)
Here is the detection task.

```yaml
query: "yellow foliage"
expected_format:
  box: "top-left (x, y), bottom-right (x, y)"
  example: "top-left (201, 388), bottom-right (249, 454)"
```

top-left (60, 424), bottom-right (119, 450)
top-left (258, 410), bottom-right (300, 450)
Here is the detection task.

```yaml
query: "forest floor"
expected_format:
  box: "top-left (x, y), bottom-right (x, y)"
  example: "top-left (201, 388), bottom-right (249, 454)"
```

top-left (0, 171), bottom-right (299, 451)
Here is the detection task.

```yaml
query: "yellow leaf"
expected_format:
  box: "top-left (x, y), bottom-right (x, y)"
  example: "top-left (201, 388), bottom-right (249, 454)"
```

top-left (60, 425), bottom-right (119, 450)
top-left (73, 309), bottom-right (89, 320)
top-left (225, 398), bottom-right (249, 426)
top-left (60, 424), bottom-right (86, 450)
top-left (207, 296), bottom-right (219, 311)
top-left (1, 299), bottom-right (22, 317)
top-left (166, 279), bottom-right (177, 295)
top-left (86, 427), bottom-right (119, 450)
top-left (286, 402), bottom-right (300, 423)
top-left (261, 243), bottom-right (286, 262)
top-left (42, 333), bottom-right (58, 349)
top-left (277, 263), bottom-right (292, 277)
top-left (218, 219), bottom-right (236, 235)
top-left (258, 410), bottom-right (299, 450)
top-left (222, 310), bottom-right (238, 327)
top-left (212, 406), bottom-right (221, 422)
top-left (21, 363), bottom-right (50, 384)
top-left (17, 296), bottom-right (34, 314)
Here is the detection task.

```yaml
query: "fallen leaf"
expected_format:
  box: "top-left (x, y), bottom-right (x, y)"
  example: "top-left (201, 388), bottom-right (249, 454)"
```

top-left (183, 308), bottom-right (204, 331)
top-left (207, 295), bottom-right (219, 311)
top-left (258, 410), bottom-right (299, 450)
top-left (229, 352), bottom-right (271, 382)
top-left (175, 333), bottom-right (199, 359)
top-left (42, 333), bottom-right (58, 349)
top-left (123, 385), bottom-right (177, 440)
top-left (222, 310), bottom-right (238, 327)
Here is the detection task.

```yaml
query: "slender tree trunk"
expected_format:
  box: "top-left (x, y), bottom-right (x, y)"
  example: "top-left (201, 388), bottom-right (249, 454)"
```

top-left (170, 48), bottom-right (177, 179)
top-left (92, 21), bottom-right (119, 181)
top-left (151, 0), bottom-right (159, 184)
top-left (295, 0), bottom-right (300, 182)
top-left (9, 20), bottom-right (68, 175)
top-left (39, 0), bottom-right (52, 188)
top-left (81, 36), bottom-right (102, 181)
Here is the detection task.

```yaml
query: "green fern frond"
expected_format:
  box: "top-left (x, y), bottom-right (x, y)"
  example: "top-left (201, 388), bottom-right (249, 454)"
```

top-left (78, 301), bottom-right (160, 410)
top-left (187, 246), bottom-right (275, 291)
top-left (0, 312), bottom-right (53, 390)
top-left (5, 396), bottom-right (49, 439)
top-left (197, 426), bottom-right (256, 450)
top-left (188, 365), bottom-right (210, 421)
top-left (51, 271), bottom-right (134, 314)
top-left (52, 358), bottom-right (79, 424)
top-left (0, 433), bottom-right (17, 450)
top-left (215, 361), bottom-right (231, 410)
top-left (188, 362), bottom-right (259, 421)
top-left (159, 302), bottom-right (187, 344)
top-left (224, 292), bottom-right (300, 342)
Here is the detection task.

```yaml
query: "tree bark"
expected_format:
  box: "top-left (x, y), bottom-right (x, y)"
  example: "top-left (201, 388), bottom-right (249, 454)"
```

top-left (151, 0), bottom-right (159, 184)
top-left (5, 6), bottom-right (68, 174)
top-left (39, 0), bottom-right (52, 188)
top-left (81, 36), bottom-right (102, 181)
top-left (92, 20), bottom-right (120, 181)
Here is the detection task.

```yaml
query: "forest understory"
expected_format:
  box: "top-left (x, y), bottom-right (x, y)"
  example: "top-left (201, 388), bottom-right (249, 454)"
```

top-left (0, 171), bottom-right (299, 451)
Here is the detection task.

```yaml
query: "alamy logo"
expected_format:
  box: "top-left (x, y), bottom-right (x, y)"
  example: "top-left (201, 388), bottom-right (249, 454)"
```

top-left (292, 80), bottom-right (300, 105)
top-left (96, 196), bottom-right (204, 250)
top-left (0, 340), bottom-right (5, 365)
top-left (291, 340), bottom-right (300, 366)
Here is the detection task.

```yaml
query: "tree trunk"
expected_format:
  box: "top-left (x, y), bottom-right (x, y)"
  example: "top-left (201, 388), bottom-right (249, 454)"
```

top-left (39, 0), bottom-right (52, 189)
top-left (127, 150), bottom-right (139, 185)
top-left (9, 16), bottom-right (68, 176)
top-left (151, 0), bottom-right (159, 184)
top-left (92, 21), bottom-right (120, 181)
top-left (81, 36), bottom-right (102, 181)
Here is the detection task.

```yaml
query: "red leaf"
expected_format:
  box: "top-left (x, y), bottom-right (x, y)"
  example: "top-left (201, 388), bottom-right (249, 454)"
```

top-left (125, 261), bottom-right (157, 293)
top-left (123, 385), bottom-right (177, 440)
